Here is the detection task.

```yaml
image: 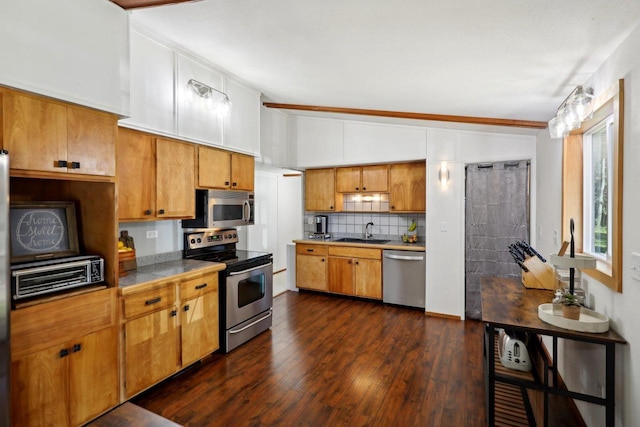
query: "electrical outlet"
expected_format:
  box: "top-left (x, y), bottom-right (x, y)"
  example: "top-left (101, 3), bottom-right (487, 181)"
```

top-left (440, 222), bottom-right (448, 232)
top-left (631, 252), bottom-right (640, 282)
top-left (553, 229), bottom-right (558, 246)
top-left (146, 230), bottom-right (158, 239)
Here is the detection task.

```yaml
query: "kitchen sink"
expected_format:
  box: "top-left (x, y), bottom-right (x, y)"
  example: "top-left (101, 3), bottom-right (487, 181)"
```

top-left (333, 238), bottom-right (390, 244)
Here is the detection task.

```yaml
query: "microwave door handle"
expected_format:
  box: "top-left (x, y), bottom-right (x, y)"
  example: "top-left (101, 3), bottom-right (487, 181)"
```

top-left (243, 200), bottom-right (251, 223)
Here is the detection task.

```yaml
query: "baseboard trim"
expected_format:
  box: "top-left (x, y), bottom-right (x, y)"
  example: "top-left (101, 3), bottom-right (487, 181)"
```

top-left (425, 311), bottom-right (461, 320)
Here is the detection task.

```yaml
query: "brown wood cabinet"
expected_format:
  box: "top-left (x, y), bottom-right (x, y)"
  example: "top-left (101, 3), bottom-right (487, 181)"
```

top-left (327, 246), bottom-right (382, 299)
top-left (117, 128), bottom-right (195, 221)
top-left (10, 289), bottom-right (118, 427)
top-left (305, 168), bottom-right (336, 211)
top-left (389, 161), bottom-right (426, 212)
top-left (296, 244), bottom-right (328, 291)
top-left (336, 165), bottom-right (389, 193)
top-left (198, 145), bottom-right (255, 191)
top-left (2, 89), bottom-right (117, 177)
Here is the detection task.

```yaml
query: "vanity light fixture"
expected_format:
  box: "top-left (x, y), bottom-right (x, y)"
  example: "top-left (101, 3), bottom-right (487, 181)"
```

top-left (548, 85), bottom-right (594, 139)
top-left (438, 161), bottom-right (449, 187)
top-left (187, 78), bottom-right (232, 114)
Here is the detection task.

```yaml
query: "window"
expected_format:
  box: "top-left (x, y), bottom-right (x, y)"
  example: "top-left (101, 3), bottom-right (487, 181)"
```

top-left (562, 79), bottom-right (623, 292)
top-left (583, 115), bottom-right (614, 260)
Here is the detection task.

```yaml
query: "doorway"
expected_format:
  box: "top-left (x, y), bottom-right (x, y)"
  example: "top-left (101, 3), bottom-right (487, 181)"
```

top-left (465, 160), bottom-right (530, 319)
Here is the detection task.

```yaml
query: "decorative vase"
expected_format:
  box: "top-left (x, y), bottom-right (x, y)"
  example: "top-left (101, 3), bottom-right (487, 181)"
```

top-left (562, 305), bottom-right (581, 320)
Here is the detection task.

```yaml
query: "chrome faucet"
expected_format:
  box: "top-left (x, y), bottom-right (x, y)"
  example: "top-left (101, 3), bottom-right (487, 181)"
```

top-left (364, 222), bottom-right (374, 240)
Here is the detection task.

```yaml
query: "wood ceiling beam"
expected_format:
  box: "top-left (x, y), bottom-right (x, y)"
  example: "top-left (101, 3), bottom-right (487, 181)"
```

top-left (109, 0), bottom-right (194, 10)
top-left (263, 102), bottom-right (548, 129)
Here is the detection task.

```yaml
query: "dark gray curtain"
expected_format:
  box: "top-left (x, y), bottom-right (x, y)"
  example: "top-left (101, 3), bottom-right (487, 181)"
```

top-left (465, 160), bottom-right (530, 319)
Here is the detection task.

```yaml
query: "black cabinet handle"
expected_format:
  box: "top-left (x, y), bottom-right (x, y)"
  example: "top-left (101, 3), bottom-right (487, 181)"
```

top-left (70, 161), bottom-right (81, 169)
top-left (60, 349), bottom-right (69, 358)
top-left (321, 258), bottom-right (325, 262)
top-left (329, 206), bottom-right (334, 210)
top-left (145, 297), bottom-right (161, 305)
top-left (144, 209), bottom-right (152, 215)
top-left (57, 160), bottom-right (68, 168)
top-left (355, 261), bottom-right (359, 265)
top-left (391, 205), bottom-right (396, 210)
top-left (72, 344), bottom-right (82, 353)
top-left (363, 187), bottom-right (367, 191)
top-left (158, 209), bottom-right (165, 215)
top-left (307, 248), bottom-right (314, 252)
top-left (195, 283), bottom-right (208, 290)
top-left (232, 182), bottom-right (237, 187)
top-left (170, 310), bottom-right (177, 317)
top-left (348, 260), bottom-right (352, 264)
top-left (356, 187), bottom-right (359, 191)
top-left (184, 305), bottom-right (190, 312)
top-left (225, 181), bottom-right (230, 186)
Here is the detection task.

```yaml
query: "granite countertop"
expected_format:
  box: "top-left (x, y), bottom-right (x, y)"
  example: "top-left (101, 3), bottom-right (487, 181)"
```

top-left (293, 238), bottom-right (426, 252)
top-left (118, 259), bottom-right (226, 291)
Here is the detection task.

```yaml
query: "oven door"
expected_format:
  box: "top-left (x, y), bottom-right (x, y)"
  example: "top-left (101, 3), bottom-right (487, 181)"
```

top-left (226, 262), bottom-right (273, 328)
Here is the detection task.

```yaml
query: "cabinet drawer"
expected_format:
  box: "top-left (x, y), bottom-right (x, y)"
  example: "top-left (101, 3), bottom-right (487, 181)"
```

top-left (124, 285), bottom-right (176, 319)
top-left (296, 244), bottom-right (328, 256)
top-left (180, 272), bottom-right (218, 301)
top-left (328, 246), bottom-right (381, 259)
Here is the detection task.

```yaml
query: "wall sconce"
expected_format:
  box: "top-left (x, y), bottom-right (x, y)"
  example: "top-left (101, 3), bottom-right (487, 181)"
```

top-left (438, 161), bottom-right (449, 187)
top-left (548, 85), bottom-right (594, 139)
top-left (187, 79), bottom-right (232, 114)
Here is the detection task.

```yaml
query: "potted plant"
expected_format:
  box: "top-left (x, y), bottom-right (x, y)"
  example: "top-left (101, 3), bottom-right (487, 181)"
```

top-left (560, 292), bottom-right (582, 320)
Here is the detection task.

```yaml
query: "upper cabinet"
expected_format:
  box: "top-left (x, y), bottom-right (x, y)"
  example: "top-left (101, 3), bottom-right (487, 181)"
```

top-left (198, 146), bottom-right (255, 191)
top-left (2, 89), bottom-right (117, 178)
top-left (0, 0), bottom-right (129, 116)
top-left (117, 128), bottom-right (195, 221)
top-left (336, 165), bottom-right (389, 193)
top-left (223, 77), bottom-right (261, 155)
top-left (120, 29), bottom-right (176, 135)
top-left (389, 162), bottom-right (426, 212)
top-left (305, 168), bottom-right (336, 212)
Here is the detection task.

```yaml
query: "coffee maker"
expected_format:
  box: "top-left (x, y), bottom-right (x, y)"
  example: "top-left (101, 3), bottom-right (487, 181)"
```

top-left (312, 215), bottom-right (329, 239)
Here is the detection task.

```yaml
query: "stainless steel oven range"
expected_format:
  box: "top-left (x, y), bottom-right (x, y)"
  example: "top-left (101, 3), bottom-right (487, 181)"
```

top-left (183, 229), bottom-right (273, 353)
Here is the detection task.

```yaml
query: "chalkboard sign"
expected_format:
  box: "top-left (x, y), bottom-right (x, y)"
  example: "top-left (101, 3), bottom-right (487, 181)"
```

top-left (9, 201), bottom-right (80, 263)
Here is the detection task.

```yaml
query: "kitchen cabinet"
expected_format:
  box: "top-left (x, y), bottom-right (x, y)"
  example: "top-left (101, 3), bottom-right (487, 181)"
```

top-left (336, 165), bottom-right (389, 193)
top-left (122, 284), bottom-right (179, 399)
top-left (296, 244), bottom-right (328, 291)
top-left (117, 128), bottom-right (196, 221)
top-left (179, 272), bottom-right (220, 367)
top-left (10, 288), bottom-right (118, 427)
top-left (327, 246), bottom-right (382, 299)
top-left (223, 76), bottom-right (261, 155)
top-left (2, 89), bottom-right (117, 177)
top-left (198, 145), bottom-right (255, 191)
top-left (389, 161), bottom-right (426, 212)
top-left (305, 168), bottom-right (336, 212)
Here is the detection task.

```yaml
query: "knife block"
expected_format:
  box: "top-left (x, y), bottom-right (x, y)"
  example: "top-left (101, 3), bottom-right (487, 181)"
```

top-left (521, 256), bottom-right (556, 290)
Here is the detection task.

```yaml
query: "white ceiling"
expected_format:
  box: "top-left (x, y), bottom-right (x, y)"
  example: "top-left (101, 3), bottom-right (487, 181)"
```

top-left (130, 0), bottom-right (640, 124)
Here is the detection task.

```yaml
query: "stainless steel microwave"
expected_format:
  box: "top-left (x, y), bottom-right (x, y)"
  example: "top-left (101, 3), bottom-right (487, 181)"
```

top-left (182, 189), bottom-right (254, 229)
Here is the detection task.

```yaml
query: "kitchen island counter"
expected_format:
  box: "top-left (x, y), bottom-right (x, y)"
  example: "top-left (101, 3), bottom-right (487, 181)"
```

top-left (292, 238), bottom-right (425, 252)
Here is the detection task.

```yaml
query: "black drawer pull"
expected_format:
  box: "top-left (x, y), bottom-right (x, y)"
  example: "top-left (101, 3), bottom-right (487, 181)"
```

top-left (145, 297), bottom-right (161, 305)
top-left (72, 344), bottom-right (82, 353)
top-left (158, 209), bottom-right (165, 215)
top-left (363, 187), bottom-right (367, 191)
top-left (70, 161), bottom-right (81, 169)
top-left (59, 349), bottom-right (69, 358)
top-left (306, 249), bottom-right (314, 252)
top-left (232, 182), bottom-right (237, 187)
top-left (144, 209), bottom-right (152, 215)
top-left (57, 160), bottom-right (68, 168)
top-left (184, 305), bottom-right (190, 312)
top-left (225, 181), bottom-right (230, 186)
top-left (195, 283), bottom-right (208, 290)
top-left (170, 310), bottom-right (177, 317)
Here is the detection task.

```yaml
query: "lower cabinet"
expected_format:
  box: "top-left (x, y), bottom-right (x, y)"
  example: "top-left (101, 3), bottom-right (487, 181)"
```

top-left (328, 246), bottom-right (382, 299)
top-left (296, 244), bottom-right (328, 291)
top-left (10, 288), bottom-right (118, 427)
top-left (121, 269), bottom-right (220, 399)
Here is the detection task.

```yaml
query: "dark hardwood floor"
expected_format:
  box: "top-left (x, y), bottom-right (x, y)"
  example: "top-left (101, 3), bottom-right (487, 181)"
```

top-left (133, 291), bottom-right (486, 426)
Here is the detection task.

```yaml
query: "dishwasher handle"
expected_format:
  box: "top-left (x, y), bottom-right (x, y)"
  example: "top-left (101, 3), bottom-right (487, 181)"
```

top-left (384, 253), bottom-right (425, 261)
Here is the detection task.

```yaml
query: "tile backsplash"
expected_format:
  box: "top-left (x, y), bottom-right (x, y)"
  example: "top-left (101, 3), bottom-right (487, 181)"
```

top-left (304, 211), bottom-right (425, 240)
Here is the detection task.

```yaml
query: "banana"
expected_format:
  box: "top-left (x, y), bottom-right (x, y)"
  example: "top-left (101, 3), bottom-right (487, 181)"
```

top-left (408, 220), bottom-right (417, 232)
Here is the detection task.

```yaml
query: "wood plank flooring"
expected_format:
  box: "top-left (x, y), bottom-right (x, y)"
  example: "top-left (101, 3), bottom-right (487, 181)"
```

top-left (133, 291), bottom-right (486, 426)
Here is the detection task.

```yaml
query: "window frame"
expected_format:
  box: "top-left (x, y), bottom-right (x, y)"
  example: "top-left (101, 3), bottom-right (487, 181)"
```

top-left (562, 79), bottom-right (624, 292)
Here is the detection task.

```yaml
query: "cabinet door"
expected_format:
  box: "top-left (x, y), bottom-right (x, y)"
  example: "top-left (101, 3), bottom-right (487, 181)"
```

top-left (125, 307), bottom-right (178, 398)
top-left (3, 91), bottom-right (68, 173)
top-left (389, 162), bottom-right (426, 212)
top-left (231, 153), bottom-right (255, 191)
top-left (296, 254), bottom-right (327, 291)
top-left (336, 167), bottom-right (361, 193)
top-left (156, 138), bottom-right (195, 218)
top-left (11, 343), bottom-right (70, 427)
top-left (328, 257), bottom-right (355, 295)
top-left (361, 165), bottom-right (389, 192)
top-left (67, 107), bottom-right (117, 176)
top-left (198, 146), bottom-right (231, 189)
top-left (305, 168), bottom-right (336, 212)
top-left (117, 128), bottom-right (156, 220)
top-left (181, 290), bottom-right (219, 366)
top-left (69, 327), bottom-right (118, 426)
top-left (355, 258), bottom-right (382, 299)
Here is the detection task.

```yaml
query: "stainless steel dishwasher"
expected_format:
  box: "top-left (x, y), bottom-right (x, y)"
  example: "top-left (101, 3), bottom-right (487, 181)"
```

top-left (383, 250), bottom-right (426, 308)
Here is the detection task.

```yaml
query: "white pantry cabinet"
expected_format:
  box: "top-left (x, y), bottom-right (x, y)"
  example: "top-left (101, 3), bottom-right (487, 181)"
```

top-left (0, 0), bottom-right (129, 116)
top-left (223, 77), bottom-right (261, 155)
top-left (120, 29), bottom-right (176, 134)
top-left (177, 54), bottom-right (224, 145)
top-left (288, 116), bottom-right (344, 167)
top-left (343, 122), bottom-right (427, 163)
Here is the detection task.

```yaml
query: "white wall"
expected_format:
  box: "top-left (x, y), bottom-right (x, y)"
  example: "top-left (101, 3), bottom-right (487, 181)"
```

top-left (536, 22), bottom-right (640, 426)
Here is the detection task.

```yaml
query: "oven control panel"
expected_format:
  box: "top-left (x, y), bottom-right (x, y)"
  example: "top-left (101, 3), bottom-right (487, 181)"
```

top-left (185, 229), bottom-right (238, 250)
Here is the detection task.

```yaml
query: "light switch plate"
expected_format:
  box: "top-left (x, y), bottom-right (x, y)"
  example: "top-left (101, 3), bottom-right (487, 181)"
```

top-left (146, 230), bottom-right (158, 239)
top-left (440, 222), bottom-right (448, 232)
top-left (631, 252), bottom-right (640, 282)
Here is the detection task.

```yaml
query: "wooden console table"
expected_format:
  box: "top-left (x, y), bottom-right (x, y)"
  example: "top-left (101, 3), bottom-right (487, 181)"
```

top-left (481, 277), bottom-right (626, 426)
